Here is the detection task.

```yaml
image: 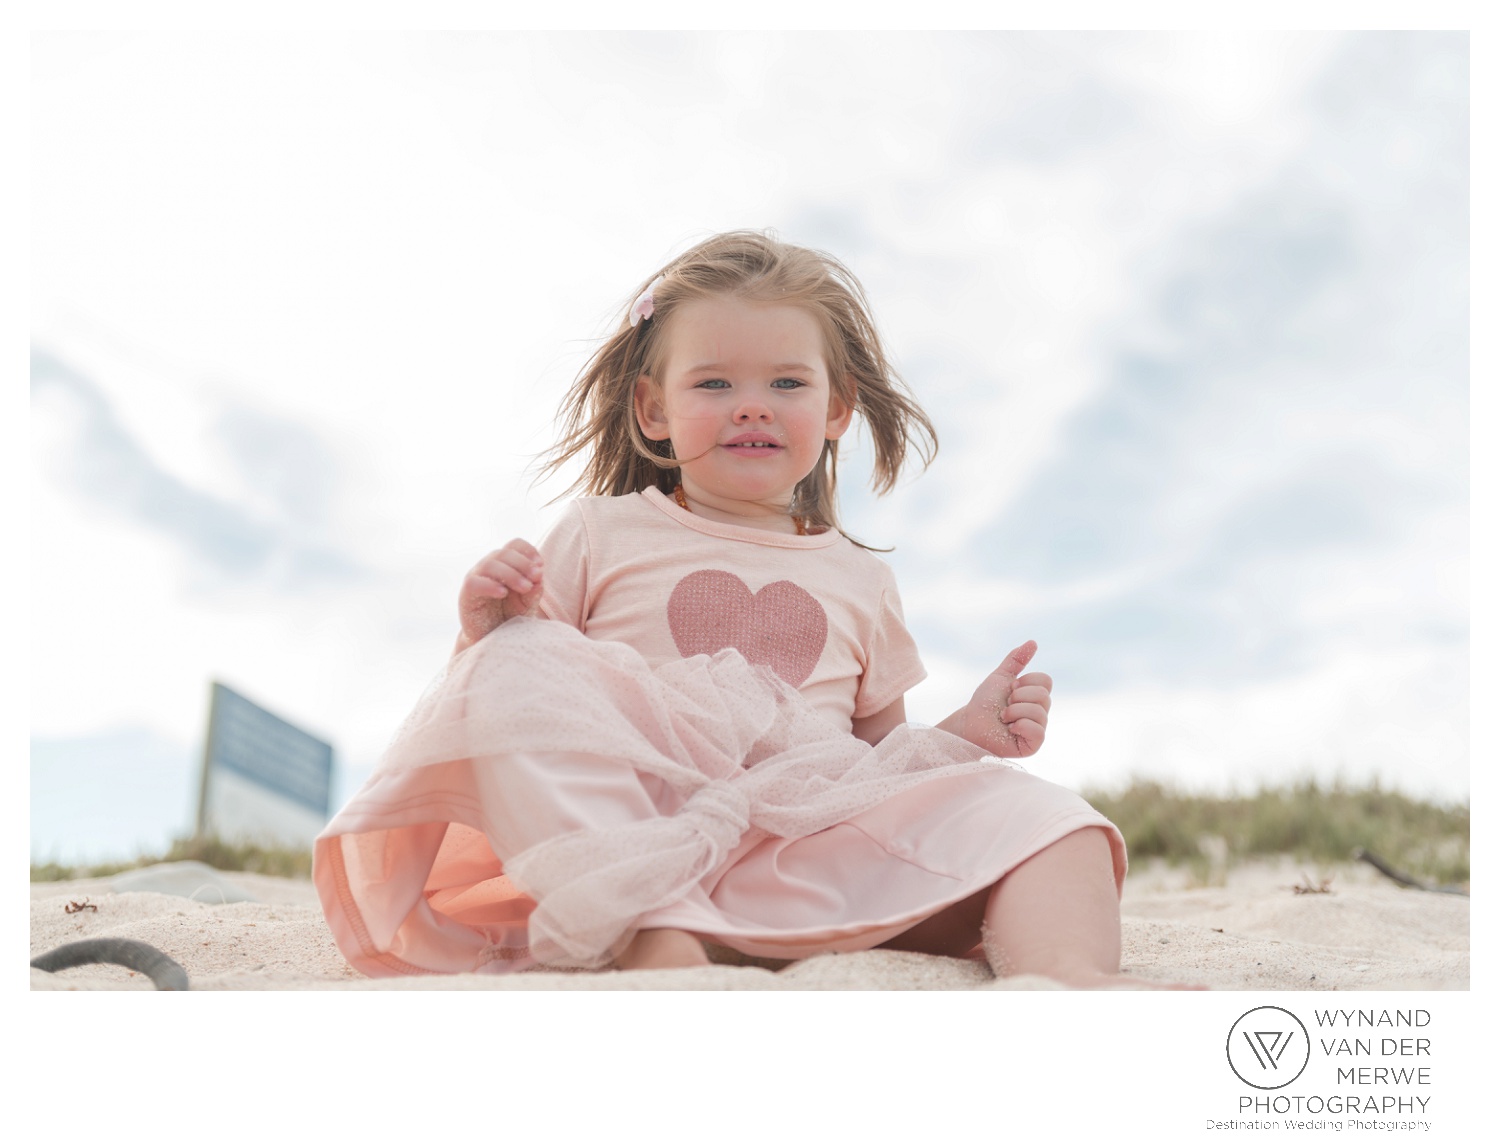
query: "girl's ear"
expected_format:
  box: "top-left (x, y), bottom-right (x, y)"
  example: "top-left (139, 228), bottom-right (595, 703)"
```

top-left (825, 376), bottom-right (855, 441)
top-left (634, 375), bottom-right (671, 441)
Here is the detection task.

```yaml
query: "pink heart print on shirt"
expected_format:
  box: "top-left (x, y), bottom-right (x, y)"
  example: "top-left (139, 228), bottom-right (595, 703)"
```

top-left (667, 569), bottom-right (828, 688)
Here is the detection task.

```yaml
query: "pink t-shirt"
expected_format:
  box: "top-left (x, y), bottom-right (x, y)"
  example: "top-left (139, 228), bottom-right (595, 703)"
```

top-left (537, 487), bottom-right (926, 732)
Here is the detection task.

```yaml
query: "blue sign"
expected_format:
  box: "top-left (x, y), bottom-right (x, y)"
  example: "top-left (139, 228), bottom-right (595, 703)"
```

top-left (203, 683), bottom-right (333, 816)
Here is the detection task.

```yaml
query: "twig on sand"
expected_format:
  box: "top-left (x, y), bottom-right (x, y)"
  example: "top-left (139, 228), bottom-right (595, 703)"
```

top-left (1291, 874), bottom-right (1333, 895)
top-left (1354, 848), bottom-right (1469, 897)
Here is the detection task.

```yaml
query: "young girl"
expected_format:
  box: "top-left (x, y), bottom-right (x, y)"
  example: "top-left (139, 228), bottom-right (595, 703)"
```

top-left (314, 231), bottom-right (1136, 986)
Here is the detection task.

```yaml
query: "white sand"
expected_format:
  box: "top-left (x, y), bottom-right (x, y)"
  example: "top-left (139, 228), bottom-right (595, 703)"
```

top-left (29, 857), bottom-right (1467, 990)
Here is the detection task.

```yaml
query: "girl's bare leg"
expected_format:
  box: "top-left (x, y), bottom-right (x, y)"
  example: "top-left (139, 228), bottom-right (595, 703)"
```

top-left (613, 928), bottom-right (711, 971)
top-left (876, 828), bottom-right (1122, 976)
top-left (876, 827), bottom-right (1128, 984)
top-left (981, 827), bottom-right (1125, 985)
top-left (983, 826), bottom-right (1201, 988)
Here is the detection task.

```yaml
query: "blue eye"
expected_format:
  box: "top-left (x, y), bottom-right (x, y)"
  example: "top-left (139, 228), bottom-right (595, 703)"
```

top-left (697, 379), bottom-right (729, 389)
top-left (771, 378), bottom-right (805, 389)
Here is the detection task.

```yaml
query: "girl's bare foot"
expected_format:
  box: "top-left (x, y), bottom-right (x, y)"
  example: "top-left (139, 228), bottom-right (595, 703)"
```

top-left (613, 928), bottom-right (711, 971)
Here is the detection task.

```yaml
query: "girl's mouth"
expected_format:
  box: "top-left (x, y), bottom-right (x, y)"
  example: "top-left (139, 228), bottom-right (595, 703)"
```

top-left (723, 433), bottom-right (784, 453)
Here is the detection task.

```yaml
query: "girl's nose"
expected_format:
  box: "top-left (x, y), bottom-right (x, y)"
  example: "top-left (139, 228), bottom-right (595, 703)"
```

top-left (734, 400), bottom-right (772, 422)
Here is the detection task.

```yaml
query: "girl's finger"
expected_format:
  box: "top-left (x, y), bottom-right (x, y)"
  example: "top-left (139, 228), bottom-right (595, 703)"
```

top-left (463, 575), bottom-right (508, 600)
top-left (1007, 718), bottom-right (1046, 751)
top-left (1009, 686), bottom-right (1052, 710)
top-left (500, 569), bottom-right (537, 592)
top-left (498, 555), bottom-right (544, 581)
top-left (994, 641), bottom-right (1038, 678)
top-left (481, 556), bottom-right (536, 588)
top-left (1015, 671), bottom-right (1052, 691)
top-left (503, 539), bottom-right (543, 562)
top-left (476, 571), bottom-right (534, 600)
top-left (497, 543), bottom-right (542, 565)
top-left (485, 551), bottom-right (527, 574)
top-left (494, 554), bottom-right (544, 585)
top-left (1001, 703), bottom-right (1049, 726)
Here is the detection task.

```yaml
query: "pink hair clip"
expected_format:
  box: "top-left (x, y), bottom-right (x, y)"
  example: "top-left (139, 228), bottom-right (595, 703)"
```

top-left (629, 275), bottom-right (667, 328)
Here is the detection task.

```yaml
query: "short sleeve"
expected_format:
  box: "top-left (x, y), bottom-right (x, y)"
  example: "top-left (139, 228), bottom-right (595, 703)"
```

top-left (536, 501), bottom-right (591, 631)
top-left (852, 573), bottom-right (928, 719)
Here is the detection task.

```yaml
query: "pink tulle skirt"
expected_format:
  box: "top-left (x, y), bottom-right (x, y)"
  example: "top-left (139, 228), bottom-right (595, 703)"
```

top-left (313, 618), bottom-right (1125, 976)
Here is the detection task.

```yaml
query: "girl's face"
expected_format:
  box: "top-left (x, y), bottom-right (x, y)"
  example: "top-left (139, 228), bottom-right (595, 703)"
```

top-left (634, 297), bottom-right (853, 518)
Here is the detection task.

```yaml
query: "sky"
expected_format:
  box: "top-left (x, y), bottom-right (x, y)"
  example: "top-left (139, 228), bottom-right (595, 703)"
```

top-left (29, 30), bottom-right (1470, 864)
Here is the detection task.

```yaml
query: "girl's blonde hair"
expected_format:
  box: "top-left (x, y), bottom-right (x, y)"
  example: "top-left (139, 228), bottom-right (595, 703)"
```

top-left (538, 230), bottom-right (937, 546)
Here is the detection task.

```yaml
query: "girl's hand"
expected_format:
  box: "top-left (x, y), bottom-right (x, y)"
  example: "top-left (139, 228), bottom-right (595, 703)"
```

top-left (456, 540), bottom-right (545, 652)
top-left (954, 640), bottom-right (1052, 759)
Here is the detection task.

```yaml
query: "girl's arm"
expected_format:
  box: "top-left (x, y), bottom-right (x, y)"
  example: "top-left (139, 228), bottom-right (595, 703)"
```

top-left (850, 697), bottom-right (908, 747)
top-left (852, 642), bottom-right (1052, 756)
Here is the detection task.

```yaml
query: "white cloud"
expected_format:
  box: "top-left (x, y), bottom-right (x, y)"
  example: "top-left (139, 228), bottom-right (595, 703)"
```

top-left (1040, 644), bottom-right (1468, 805)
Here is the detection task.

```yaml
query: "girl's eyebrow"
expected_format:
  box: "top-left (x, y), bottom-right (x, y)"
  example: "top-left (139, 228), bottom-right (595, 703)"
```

top-left (683, 362), bottom-right (818, 375)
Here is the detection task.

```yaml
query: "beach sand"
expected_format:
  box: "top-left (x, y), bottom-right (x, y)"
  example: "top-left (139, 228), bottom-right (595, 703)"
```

top-left (29, 857), bottom-right (1468, 991)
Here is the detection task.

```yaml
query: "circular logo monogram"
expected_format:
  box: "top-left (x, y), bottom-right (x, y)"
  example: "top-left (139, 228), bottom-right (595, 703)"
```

top-left (1226, 1006), bottom-right (1311, 1089)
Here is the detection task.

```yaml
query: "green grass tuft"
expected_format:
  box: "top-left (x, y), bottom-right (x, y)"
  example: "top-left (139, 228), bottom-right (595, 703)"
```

top-left (1082, 778), bottom-right (1469, 885)
top-left (30, 834), bottom-right (314, 883)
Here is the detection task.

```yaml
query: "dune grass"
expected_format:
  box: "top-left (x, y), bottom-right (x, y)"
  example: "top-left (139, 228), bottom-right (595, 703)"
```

top-left (1083, 778), bottom-right (1469, 886)
top-left (30, 833), bottom-right (314, 883)
top-left (32, 779), bottom-right (1469, 887)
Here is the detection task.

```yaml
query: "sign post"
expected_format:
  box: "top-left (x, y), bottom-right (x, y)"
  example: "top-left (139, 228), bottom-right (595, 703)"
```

top-left (196, 682), bottom-right (334, 848)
